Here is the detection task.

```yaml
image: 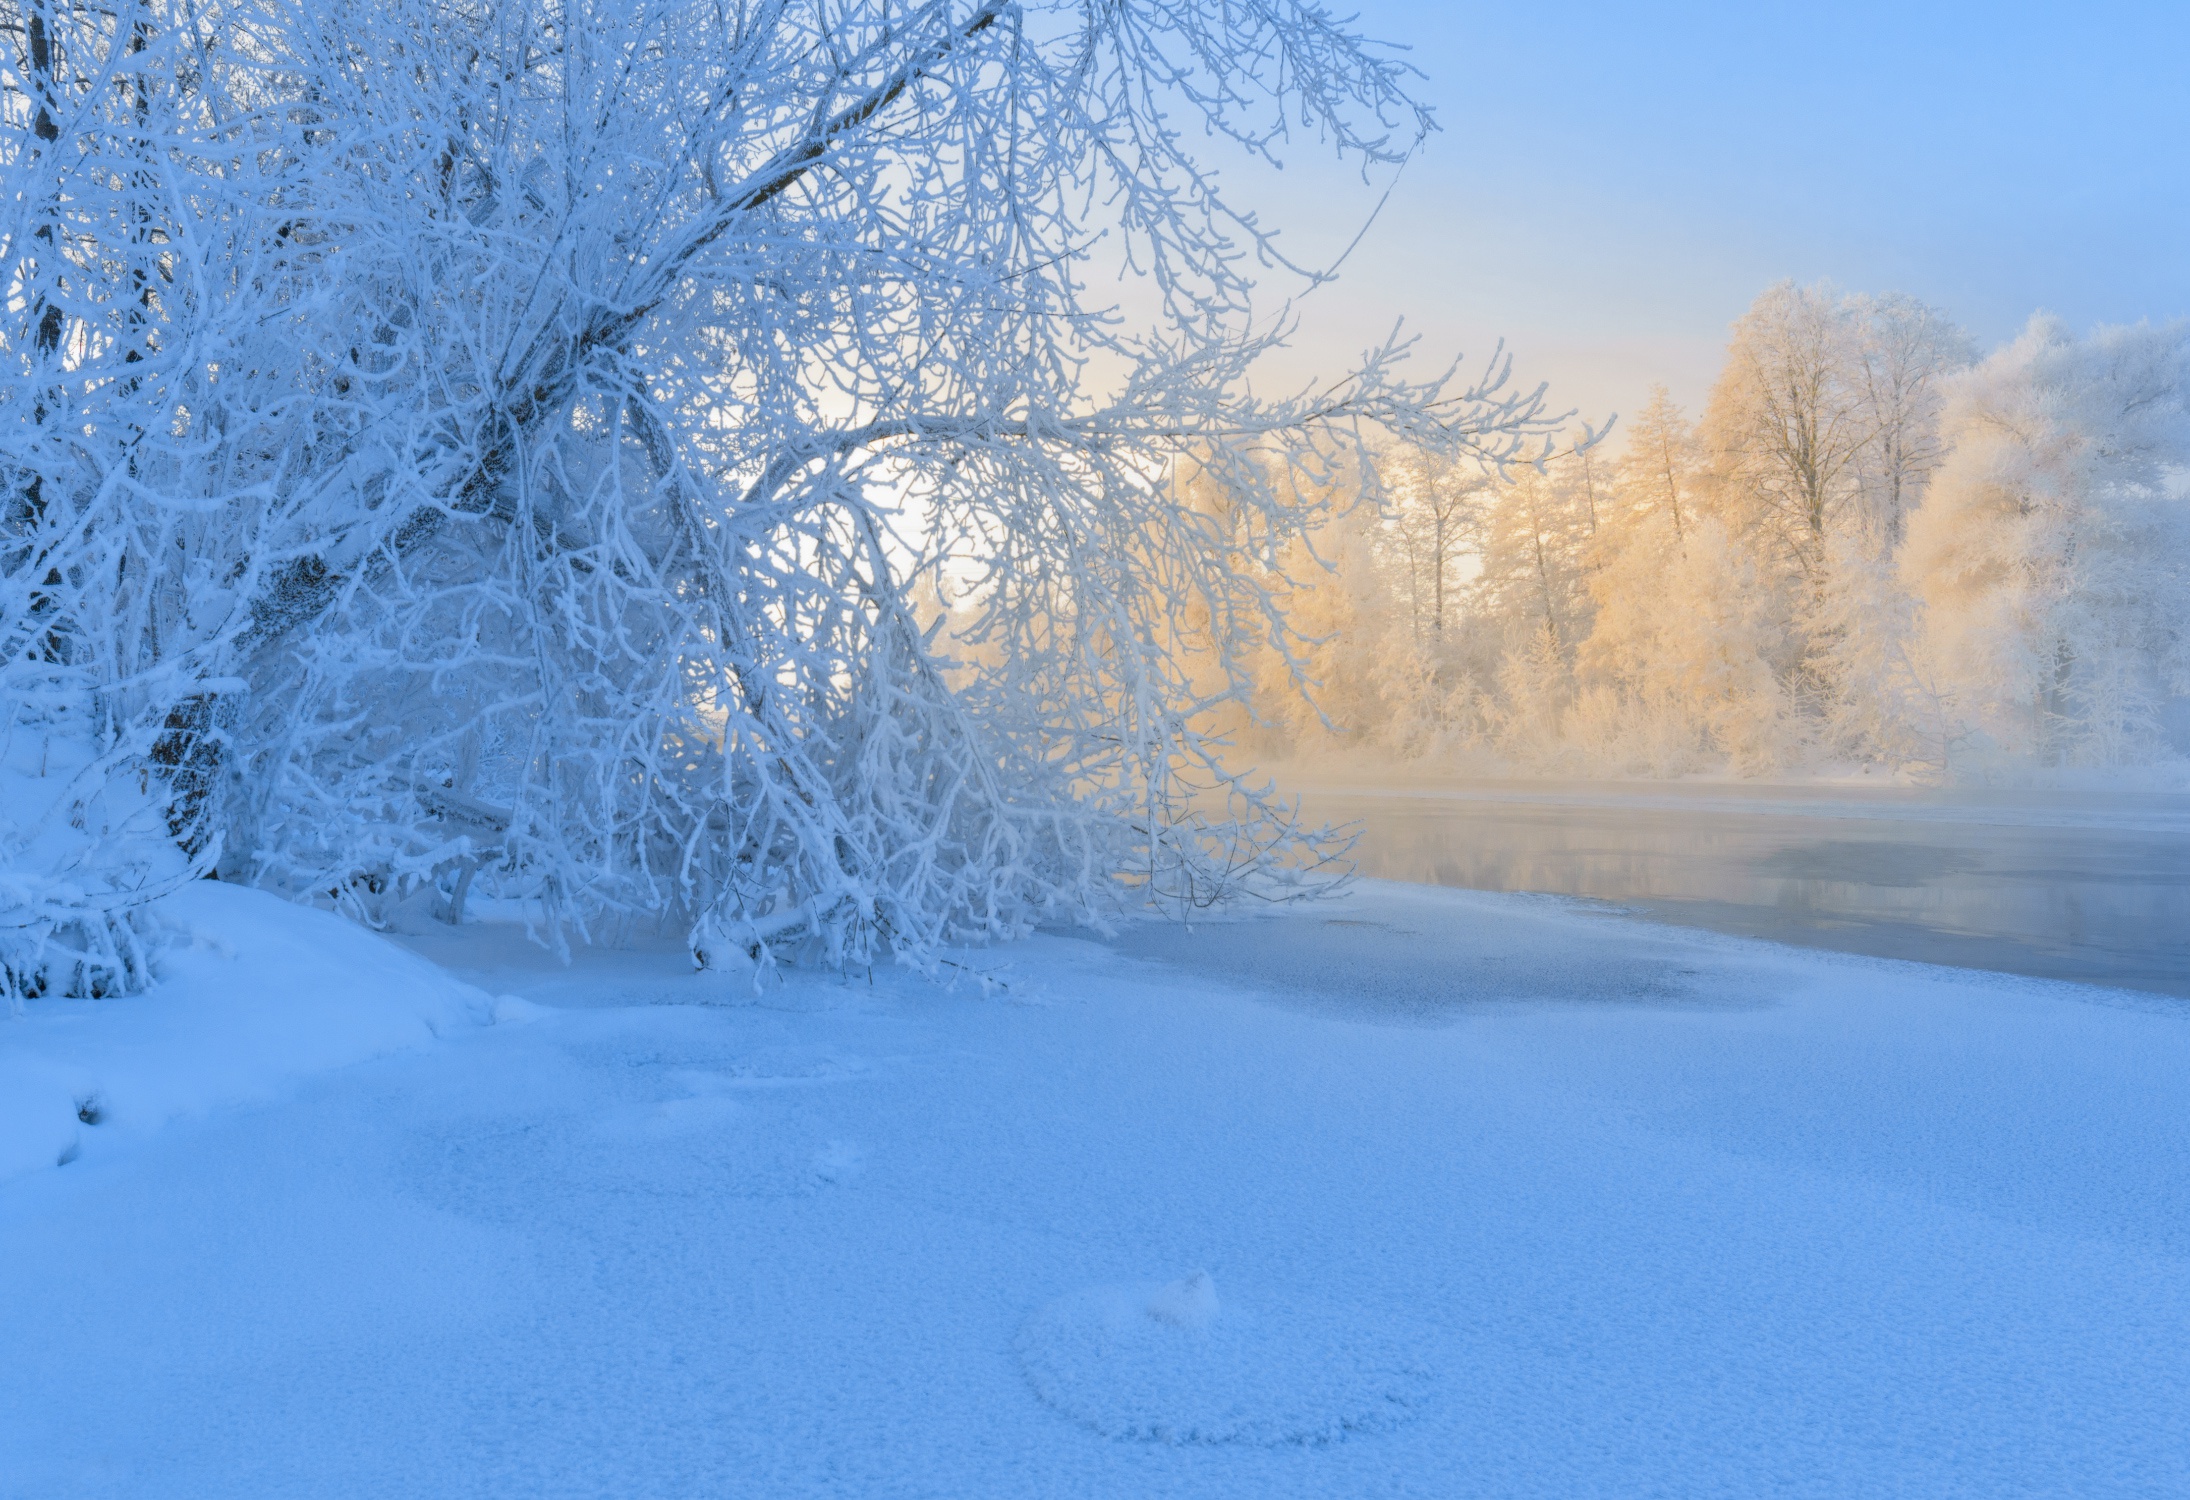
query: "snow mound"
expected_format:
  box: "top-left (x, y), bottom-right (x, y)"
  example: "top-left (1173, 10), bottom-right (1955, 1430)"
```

top-left (1015, 1273), bottom-right (1433, 1446)
top-left (1, 882), bottom-right (494, 1184)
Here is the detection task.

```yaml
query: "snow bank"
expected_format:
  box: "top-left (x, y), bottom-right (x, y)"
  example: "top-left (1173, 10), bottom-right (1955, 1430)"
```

top-left (0, 882), bottom-right (492, 1184)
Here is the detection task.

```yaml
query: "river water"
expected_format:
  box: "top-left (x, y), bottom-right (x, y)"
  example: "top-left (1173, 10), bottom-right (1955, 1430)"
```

top-left (1287, 780), bottom-right (2190, 998)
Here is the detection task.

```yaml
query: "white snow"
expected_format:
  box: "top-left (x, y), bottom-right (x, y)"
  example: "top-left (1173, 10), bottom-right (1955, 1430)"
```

top-left (0, 882), bottom-right (491, 1185)
top-left (4, 879), bottom-right (2189, 1496)
top-left (1017, 1271), bottom-right (1432, 1446)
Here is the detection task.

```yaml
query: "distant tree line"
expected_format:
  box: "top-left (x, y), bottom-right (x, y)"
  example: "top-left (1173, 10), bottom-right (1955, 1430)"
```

top-left (1226, 284), bottom-right (2190, 779)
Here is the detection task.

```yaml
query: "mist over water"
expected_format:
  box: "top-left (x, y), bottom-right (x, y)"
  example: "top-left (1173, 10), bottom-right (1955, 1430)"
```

top-left (1294, 781), bottom-right (2190, 999)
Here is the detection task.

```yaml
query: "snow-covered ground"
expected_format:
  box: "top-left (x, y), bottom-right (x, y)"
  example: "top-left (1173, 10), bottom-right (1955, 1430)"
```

top-left (0, 883), bottom-right (494, 1185)
top-left (5, 879), bottom-right (2190, 1497)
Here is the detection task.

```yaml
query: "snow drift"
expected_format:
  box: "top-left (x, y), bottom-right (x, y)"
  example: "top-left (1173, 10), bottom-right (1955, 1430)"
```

top-left (0, 881), bottom-right (491, 1185)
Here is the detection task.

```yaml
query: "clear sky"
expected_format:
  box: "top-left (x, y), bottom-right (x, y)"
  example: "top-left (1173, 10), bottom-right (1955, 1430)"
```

top-left (1237, 0), bottom-right (2190, 434)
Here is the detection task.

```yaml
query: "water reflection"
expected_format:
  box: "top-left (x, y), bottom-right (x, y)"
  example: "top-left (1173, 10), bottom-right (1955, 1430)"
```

top-left (1293, 783), bottom-right (2190, 998)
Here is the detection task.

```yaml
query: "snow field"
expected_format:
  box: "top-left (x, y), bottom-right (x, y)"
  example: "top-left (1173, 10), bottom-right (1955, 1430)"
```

top-left (3, 880), bottom-right (2188, 1496)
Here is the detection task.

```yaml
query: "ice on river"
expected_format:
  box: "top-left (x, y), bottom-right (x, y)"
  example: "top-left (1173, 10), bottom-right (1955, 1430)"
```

top-left (1290, 778), bottom-right (2190, 997)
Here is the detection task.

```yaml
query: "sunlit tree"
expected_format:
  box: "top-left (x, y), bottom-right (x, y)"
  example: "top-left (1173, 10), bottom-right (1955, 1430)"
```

top-left (1903, 316), bottom-right (2190, 765)
top-left (1846, 294), bottom-right (1974, 550)
top-left (1704, 281), bottom-right (1870, 581)
top-left (1381, 444), bottom-right (1489, 640)
top-left (1615, 385), bottom-right (1699, 541)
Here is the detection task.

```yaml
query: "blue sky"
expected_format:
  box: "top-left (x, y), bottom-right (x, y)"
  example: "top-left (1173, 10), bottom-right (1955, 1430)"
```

top-left (1243, 0), bottom-right (2190, 431)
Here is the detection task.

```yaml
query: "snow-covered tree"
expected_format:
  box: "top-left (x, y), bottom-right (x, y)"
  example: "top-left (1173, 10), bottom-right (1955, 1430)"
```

top-left (1704, 281), bottom-right (1869, 581)
top-left (1706, 283), bottom-right (1968, 568)
top-left (1, 0), bottom-right (298, 1001)
top-left (1489, 617), bottom-right (1570, 761)
top-left (1697, 283), bottom-right (1967, 762)
top-left (1846, 293), bottom-right (1975, 550)
top-left (1, 0), bottom-right (1573, 999)
top-left (1615, 385), bottom-right (1699, 541)
top-left (1902, 316), bottom-right (2190, 766)
top-left (1802, 530), bottom-right (1961, 774)
top-left (1473, 462), bottom-right (1593, 656)
top-left (1199, 444), bottom-right (1499, 765)
top-left (1381, 443), bottom-right (1489, 641)
top-left (1572, 508), bottom-right (1788, 775)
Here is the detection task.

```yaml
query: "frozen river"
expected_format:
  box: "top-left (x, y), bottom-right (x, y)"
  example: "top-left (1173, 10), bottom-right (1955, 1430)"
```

top-left (1290, 780), bottom-right (2190, 999)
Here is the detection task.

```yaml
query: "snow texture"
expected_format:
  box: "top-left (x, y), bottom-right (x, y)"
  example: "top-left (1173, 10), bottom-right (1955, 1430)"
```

top-left (5, 879), bottom-right (2190, 1497)
top-left (1017, 1272), bottom-right (1434, 1445)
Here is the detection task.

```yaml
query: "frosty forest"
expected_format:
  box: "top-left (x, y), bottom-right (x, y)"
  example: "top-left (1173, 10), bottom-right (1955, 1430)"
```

top-left (1228, 286), bottom-right (2190, 781)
